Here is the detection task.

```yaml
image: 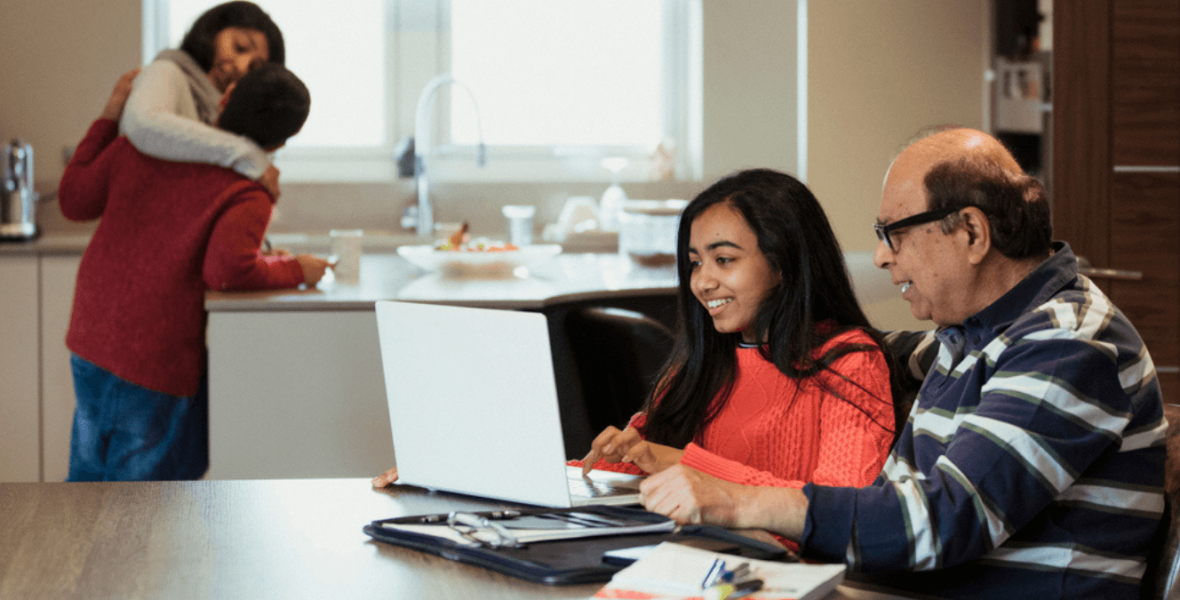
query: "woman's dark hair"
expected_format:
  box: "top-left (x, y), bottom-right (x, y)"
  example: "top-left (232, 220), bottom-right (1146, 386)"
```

top-left (218, 64), bottom-right (310, 149)
top-left (924, 157), bottom-right (1052, 260)
top-left (640, 168), bottom-right (904, 448)
top-left (180, 1), bottom-right (285, 72)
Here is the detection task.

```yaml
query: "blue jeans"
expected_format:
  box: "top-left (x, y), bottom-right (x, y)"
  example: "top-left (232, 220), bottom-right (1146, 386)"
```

top-left (67, 354), bottom-right (209, 481)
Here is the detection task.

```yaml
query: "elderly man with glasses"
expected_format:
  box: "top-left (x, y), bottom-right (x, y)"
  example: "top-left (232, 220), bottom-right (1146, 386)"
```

top-left (636, 127), bottom-right (1167, 599)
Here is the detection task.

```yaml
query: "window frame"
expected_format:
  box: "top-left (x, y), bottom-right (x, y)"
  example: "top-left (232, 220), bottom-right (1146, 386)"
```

top-left (141, 0), bottom-right (694, 184)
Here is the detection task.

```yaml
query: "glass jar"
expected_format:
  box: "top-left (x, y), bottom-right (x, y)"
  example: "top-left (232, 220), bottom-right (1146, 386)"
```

top-left (617, 199), bottom-right (687, 267)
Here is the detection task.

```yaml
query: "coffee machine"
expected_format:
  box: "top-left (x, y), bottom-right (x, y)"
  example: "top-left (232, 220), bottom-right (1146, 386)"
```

top-left (1, 139), bottom-right (38, 240)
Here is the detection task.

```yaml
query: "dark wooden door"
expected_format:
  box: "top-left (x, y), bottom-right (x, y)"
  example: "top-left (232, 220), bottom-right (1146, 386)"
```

top-left (1053, 0), bottom-right (1180, 400)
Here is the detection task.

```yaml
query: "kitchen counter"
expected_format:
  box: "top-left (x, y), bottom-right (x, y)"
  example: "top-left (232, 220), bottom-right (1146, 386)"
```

top-left (205, 252), bottom-right (679, 312)
top-left (0, 232), bottom-right (94, 255)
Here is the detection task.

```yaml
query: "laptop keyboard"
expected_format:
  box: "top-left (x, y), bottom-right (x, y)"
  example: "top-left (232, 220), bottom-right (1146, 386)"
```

top-left (568, 477), bottom-right (632, 498)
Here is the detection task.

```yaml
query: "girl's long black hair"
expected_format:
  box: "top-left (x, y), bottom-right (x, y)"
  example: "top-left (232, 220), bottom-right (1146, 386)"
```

top-left (640, 169), bottom-right (904, 448)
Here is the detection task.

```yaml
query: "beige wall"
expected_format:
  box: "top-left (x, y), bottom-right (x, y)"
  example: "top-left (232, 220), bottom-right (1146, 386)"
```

top-left (0, 0), bottom-right (141, 190)
top-left (808, 0), bottom-right (987, 330)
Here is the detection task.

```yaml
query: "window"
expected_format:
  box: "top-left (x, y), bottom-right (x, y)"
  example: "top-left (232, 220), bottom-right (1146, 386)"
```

top-left (143, 0), bottom-right (693, 183)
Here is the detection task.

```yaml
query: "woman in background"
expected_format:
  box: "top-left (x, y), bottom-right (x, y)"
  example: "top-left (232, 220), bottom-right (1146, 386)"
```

top-left (121, 1), bottom-right (285, 194)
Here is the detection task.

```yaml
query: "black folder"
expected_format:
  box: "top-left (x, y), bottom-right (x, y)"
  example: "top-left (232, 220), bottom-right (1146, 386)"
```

top-left (363, 505), bottom-right (789, 585)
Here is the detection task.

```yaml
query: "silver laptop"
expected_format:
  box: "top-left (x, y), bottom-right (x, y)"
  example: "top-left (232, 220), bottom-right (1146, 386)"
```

top-left (374, 300), bottom-right (643, 507)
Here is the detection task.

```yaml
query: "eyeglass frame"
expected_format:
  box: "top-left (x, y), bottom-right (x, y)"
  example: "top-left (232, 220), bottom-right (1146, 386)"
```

top-left (873, 206), bottom-right (964, 252)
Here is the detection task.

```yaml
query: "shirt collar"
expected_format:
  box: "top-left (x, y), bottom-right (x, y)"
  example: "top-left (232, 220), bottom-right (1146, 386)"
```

top-left (954, 241), bottom-right (1077, 335)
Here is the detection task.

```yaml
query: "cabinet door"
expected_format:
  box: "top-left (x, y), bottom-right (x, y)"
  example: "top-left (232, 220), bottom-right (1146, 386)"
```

top-left (40, 254), bottom-right (82, 483)
top-left (206, 311), bottom-right (391, 480)
top-left (1055, 0), bottom-right (1180, 399)
top-left (0, 257), bottom-right (41, 482)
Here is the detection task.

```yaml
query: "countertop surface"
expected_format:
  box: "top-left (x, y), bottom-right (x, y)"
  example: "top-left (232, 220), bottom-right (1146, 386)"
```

top-left (205, 252), bottom-right (680, 312)
top-left (4, 232), bottom-right (894, 311)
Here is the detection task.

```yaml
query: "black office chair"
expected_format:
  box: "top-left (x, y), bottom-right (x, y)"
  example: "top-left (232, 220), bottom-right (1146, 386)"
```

top-left (1142, 402), bottom-right (1180, 600)
top-left (563, 307), bottom-right (676, 435)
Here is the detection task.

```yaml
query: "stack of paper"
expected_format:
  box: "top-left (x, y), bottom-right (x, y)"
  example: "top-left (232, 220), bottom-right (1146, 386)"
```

top-left (594, 542), bottom-right (845, 600)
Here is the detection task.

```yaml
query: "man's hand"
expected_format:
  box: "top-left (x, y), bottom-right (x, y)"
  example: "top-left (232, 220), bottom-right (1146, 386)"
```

top-left (639, 465), bottom-right (809, 540)
top-left (580, 426), bottom-right (643, 475)
top-left (639, 464), bottom-right (747, 526)
top-left (258, 164), bottom-right (280, 198)
top-left (101, 68), bottom-right (140, 122)
top-left (295, 254), bottom-right (331, 285)
top-left (371, 466), bottom-right (399, 488)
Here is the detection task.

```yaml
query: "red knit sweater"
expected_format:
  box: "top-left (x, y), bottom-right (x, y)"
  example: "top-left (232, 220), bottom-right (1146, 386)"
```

top-left (58, 119), bottom-right (305, 396)
top-left (578, 329), bottom-right (895, 490)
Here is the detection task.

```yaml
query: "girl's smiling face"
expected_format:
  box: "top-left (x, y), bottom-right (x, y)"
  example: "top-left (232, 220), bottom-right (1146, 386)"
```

top-left (688, 202), bottom-right (782, 343)
top-left (207, 27), bottom-right (270, 92)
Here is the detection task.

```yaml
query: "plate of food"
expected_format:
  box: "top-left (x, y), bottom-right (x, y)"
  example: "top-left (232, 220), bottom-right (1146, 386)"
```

top-left (397, 223), bottom-right (562, 276)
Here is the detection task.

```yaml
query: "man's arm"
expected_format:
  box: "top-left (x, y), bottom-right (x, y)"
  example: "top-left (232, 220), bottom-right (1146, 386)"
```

top-left (804, 334), bottom-right (1164, 573)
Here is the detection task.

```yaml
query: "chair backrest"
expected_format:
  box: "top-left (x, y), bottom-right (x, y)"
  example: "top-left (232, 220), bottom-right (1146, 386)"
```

top-left (1144, 403), bottom-right (1180, 600)
top-left (564, 306), bottom-right (676, 434)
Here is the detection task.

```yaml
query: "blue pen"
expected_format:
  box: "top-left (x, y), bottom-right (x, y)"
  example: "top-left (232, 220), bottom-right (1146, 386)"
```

top-left (721, 562), bottom-right (750, 583)
top-left (701, 558), bottom-right (726, 588)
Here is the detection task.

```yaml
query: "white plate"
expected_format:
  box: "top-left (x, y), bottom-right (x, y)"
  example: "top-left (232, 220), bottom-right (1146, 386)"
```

top-left (397, 244), bottom-right (562, 276)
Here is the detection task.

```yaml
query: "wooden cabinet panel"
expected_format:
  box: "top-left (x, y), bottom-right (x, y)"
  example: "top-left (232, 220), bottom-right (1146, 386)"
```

top-left (1108, 172), bottom-right (1180, 400)
top-left (1112, 0), bottom-right (1180, 166)
top-left (1052, 1), bottom-right (1112, 266)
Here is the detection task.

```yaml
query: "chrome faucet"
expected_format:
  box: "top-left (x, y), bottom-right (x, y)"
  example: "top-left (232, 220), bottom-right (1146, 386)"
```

top-left (410, 75), bottom-right (487, 237)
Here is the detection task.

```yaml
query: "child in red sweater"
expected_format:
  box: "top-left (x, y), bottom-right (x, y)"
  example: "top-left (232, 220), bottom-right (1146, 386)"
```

top-left (576, 169), bottom-right (901, 494)
top-left (59, 64), bottom-right (328, 481)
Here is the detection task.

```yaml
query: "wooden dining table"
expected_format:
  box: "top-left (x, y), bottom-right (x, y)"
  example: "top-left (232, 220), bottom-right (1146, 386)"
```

top-left (0, 478), bottom-right (915, 600)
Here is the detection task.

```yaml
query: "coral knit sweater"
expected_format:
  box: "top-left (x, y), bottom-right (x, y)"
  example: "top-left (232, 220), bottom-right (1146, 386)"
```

top-left (58, 119), bottom-right (305, 397)
top-left (581, 329), bottom-right (895, 490)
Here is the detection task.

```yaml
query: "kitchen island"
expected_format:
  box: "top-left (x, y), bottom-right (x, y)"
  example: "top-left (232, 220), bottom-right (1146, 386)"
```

top-left (205, 250), bottom-right (893, 481)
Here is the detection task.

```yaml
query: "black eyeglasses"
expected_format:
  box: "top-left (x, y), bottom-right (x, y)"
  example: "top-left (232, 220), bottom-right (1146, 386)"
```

top-left (873, 206), bottom-right (962, 252)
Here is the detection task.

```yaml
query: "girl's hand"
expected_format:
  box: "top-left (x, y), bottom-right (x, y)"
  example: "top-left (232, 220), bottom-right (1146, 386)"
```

top-left (371, 466), bottom-right (399, 488)
top-left (580, 426), bottom-right (643, 475)
top-left (101, 68), bottom-right (141, 122)
top-left (257, 165), bottom-right (281, 198)
top-left (620, 441), bottom-right (685, 474)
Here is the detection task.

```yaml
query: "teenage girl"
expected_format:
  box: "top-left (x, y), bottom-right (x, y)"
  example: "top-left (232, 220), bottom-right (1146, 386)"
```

top-left (578, 168), bottom-right (902, 496)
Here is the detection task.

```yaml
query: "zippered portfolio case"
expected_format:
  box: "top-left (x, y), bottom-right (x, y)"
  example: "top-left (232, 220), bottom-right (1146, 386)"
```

top-left (362, 505), bottom-right (789, 585)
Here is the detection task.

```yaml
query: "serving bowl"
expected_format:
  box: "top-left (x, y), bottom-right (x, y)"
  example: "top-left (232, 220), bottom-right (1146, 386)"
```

top-left (396, 244), bottom-right (562, 277)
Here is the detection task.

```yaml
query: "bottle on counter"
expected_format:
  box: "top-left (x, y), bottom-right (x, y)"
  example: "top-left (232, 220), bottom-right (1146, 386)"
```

top-left (598, 157), bottom-right (629, 232)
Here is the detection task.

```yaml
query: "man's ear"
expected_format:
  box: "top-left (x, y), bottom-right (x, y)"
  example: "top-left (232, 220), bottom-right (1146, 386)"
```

top-left (959, 207), bottom-right (991, 266)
